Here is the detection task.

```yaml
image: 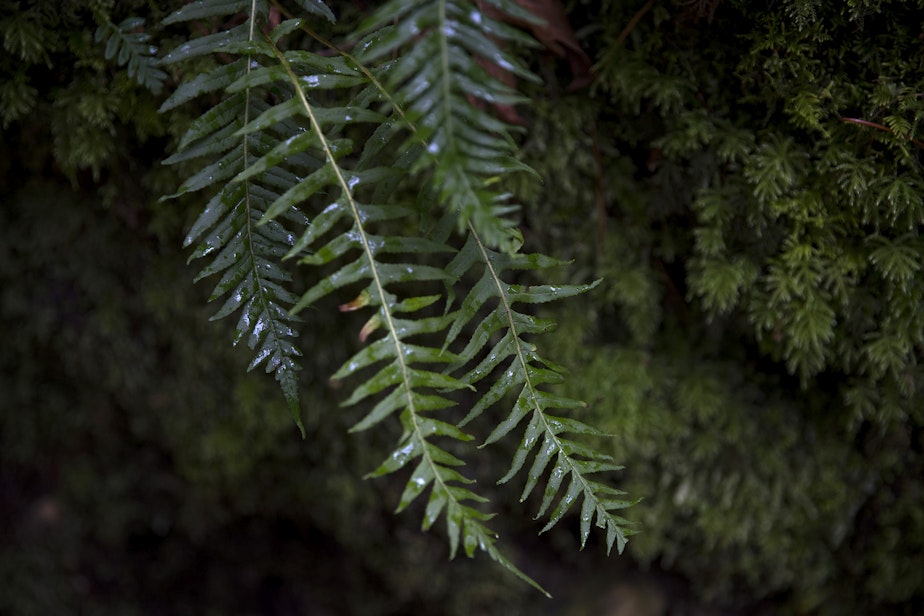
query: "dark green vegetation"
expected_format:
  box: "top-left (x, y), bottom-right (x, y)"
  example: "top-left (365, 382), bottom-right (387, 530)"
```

top-left (1, 0), bottom-right (922, 613)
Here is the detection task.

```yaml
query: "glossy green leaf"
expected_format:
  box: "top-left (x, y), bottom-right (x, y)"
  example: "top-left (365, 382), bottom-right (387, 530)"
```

top-left (540, 475), bottom-right (583, 534)
top-left (163, 60), bottom-right (246, 112)
top-left (498, 411), bottom-right (544, 484)
top-left (397, 460), bottom-right (436, 512)
top-left (367, 437), bottom-right (423, 477)
top-left (162, 4), bottom-right (308, 435)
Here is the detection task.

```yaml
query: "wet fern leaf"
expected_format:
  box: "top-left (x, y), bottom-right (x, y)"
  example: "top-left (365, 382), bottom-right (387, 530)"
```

top-left (445, 233), bottom-right (638, 554)
top-left (159, 0), bottom-right (311, 435)
top-left (356, 0), bottom-right (540, 249)
top-left (248, 38), bottom-right (551, 595)
top-left (157, 0), bottom-right (634, 592)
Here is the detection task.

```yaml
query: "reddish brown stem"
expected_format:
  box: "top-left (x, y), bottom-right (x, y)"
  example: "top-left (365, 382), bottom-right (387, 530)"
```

top-left (840, 117), bottom-right (924, 149)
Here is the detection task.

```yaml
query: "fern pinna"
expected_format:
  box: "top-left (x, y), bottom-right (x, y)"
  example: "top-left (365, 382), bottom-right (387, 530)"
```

top-left (158, 0), bottom-right (634, 593)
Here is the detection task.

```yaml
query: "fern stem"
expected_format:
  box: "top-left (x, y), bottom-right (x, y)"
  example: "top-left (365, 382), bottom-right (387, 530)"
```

top-left (267, 41), bottom-right (413, 399)
top-left (615, 0), bottom-right (654, 50)
top-left (269, 1), bottom-right (411, 129)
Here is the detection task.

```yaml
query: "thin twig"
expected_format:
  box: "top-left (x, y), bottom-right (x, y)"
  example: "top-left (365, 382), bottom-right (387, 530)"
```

top-left (841, 117), bottom-right (924, 149)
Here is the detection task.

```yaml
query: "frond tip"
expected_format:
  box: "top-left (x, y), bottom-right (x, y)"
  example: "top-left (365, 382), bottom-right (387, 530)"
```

top-left (446, 230), bottom-right (637, 553)
top-left (363, 410), bottom-right (552, 598)
top-left (503, 411), bottom-right (639, 553)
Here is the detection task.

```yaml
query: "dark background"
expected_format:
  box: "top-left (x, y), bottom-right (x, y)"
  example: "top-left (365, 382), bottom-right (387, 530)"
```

top-left (2, 0), bottom-right (922, 614)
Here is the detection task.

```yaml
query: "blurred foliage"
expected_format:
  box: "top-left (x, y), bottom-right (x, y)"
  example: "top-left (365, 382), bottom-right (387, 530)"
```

top-left (2, 0), bottom-right (924, 613)
top-left (0, 0), bottom-right (172, 179)
top-left (513, 0), bottom-right (924, 612)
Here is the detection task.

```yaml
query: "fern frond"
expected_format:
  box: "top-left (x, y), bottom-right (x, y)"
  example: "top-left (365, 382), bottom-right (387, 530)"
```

top-left (160, 0), bottom-right (633, 590)
top-left (248, 34), bottom-right (549, 595)
top-left (160, 1), bottom-right (308, 435)
top-left (335, 0), bottom-right (638, 555)
top-left (356, 0), bottom-right (540, 248)
top-left (445, 231), bottom-right (638, 554)
top-left (95, 16), bottom-right (167, 93)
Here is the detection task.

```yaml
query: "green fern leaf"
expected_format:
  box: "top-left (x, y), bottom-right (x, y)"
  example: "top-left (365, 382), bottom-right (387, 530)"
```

top-left (356, 0), bottom-right (539, 248)
top-left (239, 34), bottom-right (550, 595)
top-left (292, 0), bottom-right (336, 23)
top-left (161, 0), bottom-right (253, 25)
top-left (335, 0), bottom-right (638, 556)
top-left (159, 0), bottom-right (633, 590)
top-left (160, 0), bottom-right (312, 435)
top-left (444, 231), bottom-right (637, 554)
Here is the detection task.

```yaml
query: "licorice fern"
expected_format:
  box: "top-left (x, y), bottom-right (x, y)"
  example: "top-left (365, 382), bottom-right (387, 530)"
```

top-left (258, 35), bottom-right (548, 593)
top-left (355, 0), bottom-right (637, 555)
top-left (158, 0), bottom-right (634, 593)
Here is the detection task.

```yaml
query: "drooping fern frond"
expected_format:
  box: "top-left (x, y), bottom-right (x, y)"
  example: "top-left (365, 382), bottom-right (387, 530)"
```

top-left (159, 0), bottom-right (314, 435)
top-left (346, 0), bottom-right (637, 554)
top-left (95, 16), bottom-right (166, 94)
top-left (157, 0), bottom-right (634, 593)
top-left (443, 232), bottom-right (638, 554)
top-left (356, 0), bottom-right (541, 249)
top-left (232, 32), bottom-right (551, 594)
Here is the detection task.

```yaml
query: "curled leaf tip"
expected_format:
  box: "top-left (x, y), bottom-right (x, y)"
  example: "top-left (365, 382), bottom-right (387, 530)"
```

top-left (359, 314), bottom-right (382, 342)
top-left (340, 290), bottom-right (371, 312)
